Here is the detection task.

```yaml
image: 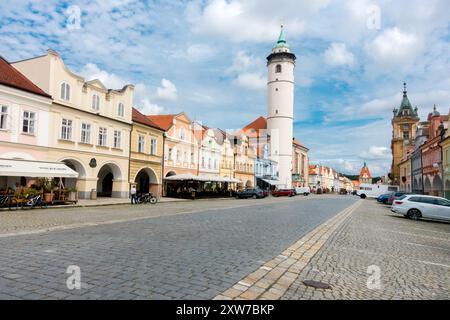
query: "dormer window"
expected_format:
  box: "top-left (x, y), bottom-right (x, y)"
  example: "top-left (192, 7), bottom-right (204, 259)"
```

top-left (403, 110), bottom-right (408, 116)
top-left (92, 94), bottom-right (100, 111)
top-left (275, 64), bottom-right (282, 73)
top-left (60, 82), bottom-right (70, 101)
top-left (117, 103), bottom-right (124, 117)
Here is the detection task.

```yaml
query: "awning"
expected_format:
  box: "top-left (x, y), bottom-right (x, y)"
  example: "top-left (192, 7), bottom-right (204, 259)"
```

top-left (262, 179), bottom-right (282, 186)
top-left (165, 174), bottom-right (241, 183)
top-left (0, 158), bottom-right (79, 178)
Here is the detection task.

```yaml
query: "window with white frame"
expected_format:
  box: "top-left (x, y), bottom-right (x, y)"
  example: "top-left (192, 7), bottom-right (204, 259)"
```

top-left (60, 82), bottom-right (70, 101)
top-left (202, 157), bottom-right (205, 168)
top-left (98, 127), bottom-right (107, 146)
top-left (168, 148), bottom-right (173, 161)
top-left (80, 123), bottom-right (91, 143)
top-left (113, 130), bottom-right (121, 149)
top-left (138, 135), bottom-right (145, 153)
top-left (176, 150), bottom-right (181, 162)
top-left (179, 127), bottom-right (185, 140)
top-left (191, 152), bottom-right (194, 164)
top-left (92, 94), bottom-right (100, 111)
top-left (150, 138), bottom-right (157, 155)
top-left (183, 151), bottom-right (187, 163)
top-left (0, 105), bottom-right (8, 130)
top-left (60, 118), bottom-right (73, 140)
top-left (22, 111), bottom-right (36, 134)
top-left (118, 103), bottom-right (124, 117)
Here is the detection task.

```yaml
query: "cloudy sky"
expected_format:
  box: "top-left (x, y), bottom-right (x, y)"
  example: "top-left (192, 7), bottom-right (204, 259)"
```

top-left (1, 0), bottom-right (449, 176)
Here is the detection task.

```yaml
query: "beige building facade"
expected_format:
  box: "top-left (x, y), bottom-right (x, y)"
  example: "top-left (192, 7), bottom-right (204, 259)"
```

top-left (13, 49), bottom-right (133, 198)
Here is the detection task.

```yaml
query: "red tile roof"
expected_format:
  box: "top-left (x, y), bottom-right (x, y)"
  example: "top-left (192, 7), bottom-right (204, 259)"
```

top-left (146, 114), bottom-right (176, 131)
top-left (0, 57), bottom-right (51, 98)
top-left (242, 116), bottom-right (267, 131)
top-left (132, 108), bottom-right (164, 130)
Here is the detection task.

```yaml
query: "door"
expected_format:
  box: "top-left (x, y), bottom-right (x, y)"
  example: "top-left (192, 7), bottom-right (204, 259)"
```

top-left (419, 197), bottom-right (439, 219)
top-left (433, 198), bottom-right (450, 220)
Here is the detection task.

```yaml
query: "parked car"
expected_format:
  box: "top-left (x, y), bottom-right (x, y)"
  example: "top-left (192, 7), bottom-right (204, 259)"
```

top-left (377, 193), bottom-right (393, 204)
top-left (391, 195), bottom-right (450, 221)
top-left (272, 189), bottom-right (296, 197)
top-left (386, 191), bottom-right (413, 205)
top-left (235, 188), bottom-right (266, 199)
top-left (295, 186), bottom-right (310, 196)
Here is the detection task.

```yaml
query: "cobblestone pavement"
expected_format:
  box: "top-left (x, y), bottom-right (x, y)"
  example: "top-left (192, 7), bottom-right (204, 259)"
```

top-left (0, 195), bottom-right (337, 237)
top-left (0, 195), bottom-right (357, 299)
top-left (283, 199), bottom-right (450, 300)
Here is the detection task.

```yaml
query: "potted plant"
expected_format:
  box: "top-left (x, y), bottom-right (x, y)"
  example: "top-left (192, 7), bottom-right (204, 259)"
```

top-left (41, 179), bottom-right (54, 203)
top-left (66, 187), bottom-right (78, 202)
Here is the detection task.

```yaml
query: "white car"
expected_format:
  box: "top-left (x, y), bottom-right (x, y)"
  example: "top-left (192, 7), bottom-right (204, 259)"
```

top-left (391, 195), bottom-right (450, 221)
top-left (295, 187), bottom-right (310, 196)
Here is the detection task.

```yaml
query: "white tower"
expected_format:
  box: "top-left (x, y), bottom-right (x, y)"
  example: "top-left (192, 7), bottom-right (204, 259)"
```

top-left (267, 26), bottom-right (296, 188)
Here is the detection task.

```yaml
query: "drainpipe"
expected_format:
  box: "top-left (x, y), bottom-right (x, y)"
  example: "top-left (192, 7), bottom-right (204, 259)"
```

top-left (161, 132), bottom-right (166, 197)
top-left (128, 123), bottom-right (132, 199)
top-left (420, 149), bottom-right (424, 195)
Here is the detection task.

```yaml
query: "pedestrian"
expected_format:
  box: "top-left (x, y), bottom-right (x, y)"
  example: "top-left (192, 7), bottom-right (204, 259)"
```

top-left (130, 184), bottom-right (137, 204)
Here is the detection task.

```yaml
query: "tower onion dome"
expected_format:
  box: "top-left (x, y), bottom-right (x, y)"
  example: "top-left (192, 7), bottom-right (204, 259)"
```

top-left (432, 105), bottom-right (440, 117)
top-left (267, 25), bottom-right (296, 63)
top-left (396, 82), bottom-right (418, 117)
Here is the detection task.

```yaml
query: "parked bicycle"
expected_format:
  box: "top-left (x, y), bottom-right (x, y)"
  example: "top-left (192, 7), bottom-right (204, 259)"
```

top-left (22, 194), bottom-right (48, 209)
top-left (0, 194), bottom-right (20, 210)
top-left (136, 193), bottom-right (158, 204)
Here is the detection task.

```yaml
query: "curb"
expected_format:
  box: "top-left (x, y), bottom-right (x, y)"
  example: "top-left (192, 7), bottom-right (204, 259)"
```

top-left (214, 200), bottom-right (363, 300)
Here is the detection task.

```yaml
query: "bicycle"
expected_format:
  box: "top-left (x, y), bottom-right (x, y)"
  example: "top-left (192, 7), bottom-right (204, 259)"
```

top-left (23, 194), bottom-right (48, 209)
top-left (0, 194), bottom-right (20, 211)
top-left (136, 193), bottom-right (158, 204)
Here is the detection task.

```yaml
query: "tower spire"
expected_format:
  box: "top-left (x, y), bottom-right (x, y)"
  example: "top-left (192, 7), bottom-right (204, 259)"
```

top-left (278, 25), bottom-right (286, 44)
top-left (403, 82), bottom-right (407, 96)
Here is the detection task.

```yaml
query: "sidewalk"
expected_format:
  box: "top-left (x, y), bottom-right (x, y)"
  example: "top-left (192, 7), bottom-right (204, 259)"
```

top-left (216, 199), bottom-right (450, 300)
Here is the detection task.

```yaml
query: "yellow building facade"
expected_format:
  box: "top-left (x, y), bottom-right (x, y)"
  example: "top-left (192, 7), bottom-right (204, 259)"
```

top-left (233, 134), bottom-right (256, 189)
top-left (130, 108), bottom-right (164, 197)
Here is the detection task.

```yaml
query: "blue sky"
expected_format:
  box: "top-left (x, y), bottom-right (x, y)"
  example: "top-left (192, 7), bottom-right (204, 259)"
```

top-left (1, 0), bottom-right (450, 176)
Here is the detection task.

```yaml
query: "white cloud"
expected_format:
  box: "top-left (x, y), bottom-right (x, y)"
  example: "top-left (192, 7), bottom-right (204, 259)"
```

top-left (186, 44), bottom-right (216, 61)
top-left (186, 0), bottom-right (315, 43)
top-left (134, 83), bottom-right (166, 115)
top-left (226, 51), bottom-right (264, 74)
top-left (232, 72), bottom-right (266, 91)
top-left (324, 43), bottom-right (355, 66)
top-left (138, 98), bottom-right (165, 115)
top-left (77, 65), bottom-right (167, 115)
top-left (360, 146), bottom-right (391, 160)
top-left (155, 79), bottom-right (177, 101)
top-left (79, 63), bottom-right (128, 89)
top-left (189, 92), bottom-right (215, 104)
top-left (366, 28), bottom-right (422, 67)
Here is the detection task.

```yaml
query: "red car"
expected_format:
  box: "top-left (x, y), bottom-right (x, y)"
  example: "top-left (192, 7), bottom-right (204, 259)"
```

top-left (271, 189), bottom-right (295, 197)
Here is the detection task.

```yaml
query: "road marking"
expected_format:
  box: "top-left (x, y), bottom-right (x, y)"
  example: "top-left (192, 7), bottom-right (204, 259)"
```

top-left (368, 228), bottom-right (450, 242)
top-left (405, 242), bottom-right (450, 251)
top-left (417, 260), bottom-right (450, 268)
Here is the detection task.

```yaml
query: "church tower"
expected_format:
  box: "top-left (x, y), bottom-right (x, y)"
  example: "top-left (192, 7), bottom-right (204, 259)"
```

top-left (267, 26), bottom-right (296, 188)
top-left (390, 83), bottom-right (420, 185)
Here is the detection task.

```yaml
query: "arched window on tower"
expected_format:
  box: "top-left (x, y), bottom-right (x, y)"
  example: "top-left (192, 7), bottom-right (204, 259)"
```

top-left (275, 64), bottom-right (282, 73)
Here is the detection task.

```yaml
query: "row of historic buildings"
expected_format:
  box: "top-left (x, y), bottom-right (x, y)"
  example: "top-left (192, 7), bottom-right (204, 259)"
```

top-left (308, 164), bottom-right (355, 192)
top-left (390, 84), bottom-right (449, 198)
top-left (0, 45), bottom-right (309, 199)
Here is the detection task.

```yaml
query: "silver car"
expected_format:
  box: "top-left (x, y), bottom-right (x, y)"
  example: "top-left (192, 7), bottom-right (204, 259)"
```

top-left (391, 195), bottom-right (450, 221)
